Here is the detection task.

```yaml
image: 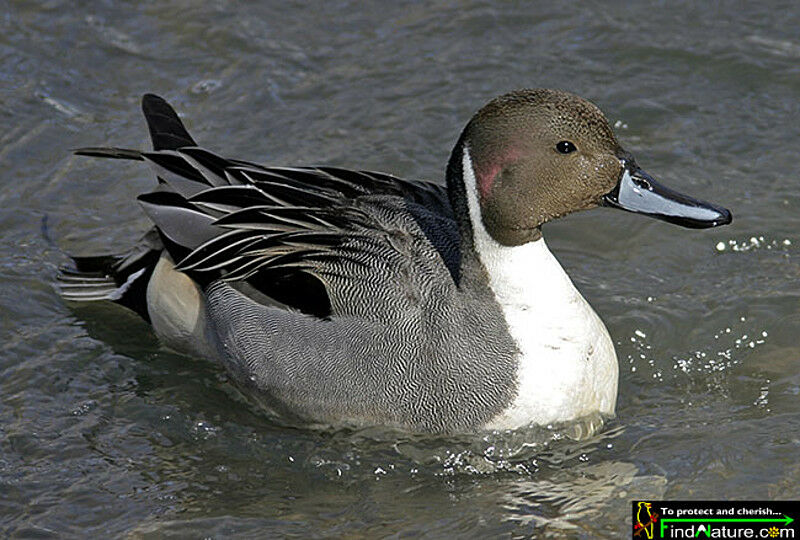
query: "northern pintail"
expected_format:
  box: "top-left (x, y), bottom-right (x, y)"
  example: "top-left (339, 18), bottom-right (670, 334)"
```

top-left (59, 90), bottom-right (732, 433)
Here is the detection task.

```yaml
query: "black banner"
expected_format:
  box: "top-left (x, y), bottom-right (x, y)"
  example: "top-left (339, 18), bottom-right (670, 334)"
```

top-left (632, 500), bottom-right (799, 539)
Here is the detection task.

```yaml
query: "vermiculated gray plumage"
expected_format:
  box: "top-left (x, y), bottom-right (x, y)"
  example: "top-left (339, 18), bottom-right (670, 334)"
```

top-left (61, 95), bottom-right (519, 432)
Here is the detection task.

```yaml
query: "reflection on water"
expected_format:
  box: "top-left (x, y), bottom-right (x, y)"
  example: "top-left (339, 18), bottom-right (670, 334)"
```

top-left (2, 1), bottom-right (800, 537)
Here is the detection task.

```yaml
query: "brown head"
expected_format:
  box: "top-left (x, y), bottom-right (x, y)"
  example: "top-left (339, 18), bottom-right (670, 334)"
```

top-left (452, 89), bottom-right (731, 247)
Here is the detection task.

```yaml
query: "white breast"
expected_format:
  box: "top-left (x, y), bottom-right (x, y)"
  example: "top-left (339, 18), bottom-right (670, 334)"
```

top-left (461, 147), bottom-right (619, 430)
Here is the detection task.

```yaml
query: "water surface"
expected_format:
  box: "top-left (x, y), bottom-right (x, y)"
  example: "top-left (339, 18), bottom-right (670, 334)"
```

top-left (2, 1), bottom-right (800, 537)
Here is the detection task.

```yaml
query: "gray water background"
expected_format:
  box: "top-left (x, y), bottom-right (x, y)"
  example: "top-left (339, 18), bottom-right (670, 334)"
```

top-left (2, 1), bottom-right (800, 537)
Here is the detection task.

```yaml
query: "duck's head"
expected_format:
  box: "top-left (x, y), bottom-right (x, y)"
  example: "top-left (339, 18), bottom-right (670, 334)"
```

top-left (454, 89), bottom-right (731, 246)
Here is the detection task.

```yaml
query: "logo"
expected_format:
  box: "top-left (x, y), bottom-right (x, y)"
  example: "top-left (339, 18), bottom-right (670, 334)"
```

top-left (634, 501), bottom-right (659, 539)
top-left (631, 501), bottom-right (798, 539)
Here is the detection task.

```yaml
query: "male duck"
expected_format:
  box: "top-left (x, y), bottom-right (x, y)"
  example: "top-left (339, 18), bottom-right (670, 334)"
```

top-left (60, 90), bottom-right (731, 433)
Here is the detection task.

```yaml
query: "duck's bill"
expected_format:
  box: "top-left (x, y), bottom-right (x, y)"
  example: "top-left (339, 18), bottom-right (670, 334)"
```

top-left (602, 162), bottom-right (732, 228)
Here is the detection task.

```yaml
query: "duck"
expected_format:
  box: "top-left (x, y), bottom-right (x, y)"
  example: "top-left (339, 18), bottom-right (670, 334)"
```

top-left (59, 90), bottom-right (731, 433)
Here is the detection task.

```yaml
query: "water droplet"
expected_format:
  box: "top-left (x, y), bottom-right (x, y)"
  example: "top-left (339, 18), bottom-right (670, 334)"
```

top-left (191, 79), bottom-right (222, 94)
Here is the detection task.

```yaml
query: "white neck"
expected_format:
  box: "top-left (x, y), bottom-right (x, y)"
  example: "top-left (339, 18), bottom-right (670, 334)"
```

top-left (461, 146), bottom-right (581, 315)
top-left (461, 145), bottom-right (618, 429)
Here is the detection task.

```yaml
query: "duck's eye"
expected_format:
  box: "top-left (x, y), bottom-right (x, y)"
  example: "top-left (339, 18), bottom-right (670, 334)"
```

top-left (556, 141), bottom-right (577, 154)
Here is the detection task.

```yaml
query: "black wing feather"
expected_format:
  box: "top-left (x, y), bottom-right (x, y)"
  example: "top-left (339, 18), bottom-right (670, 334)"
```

top-left (141, 94), bottom-right (196, 150)
top-left (69, 94), bottom-right (454, 318)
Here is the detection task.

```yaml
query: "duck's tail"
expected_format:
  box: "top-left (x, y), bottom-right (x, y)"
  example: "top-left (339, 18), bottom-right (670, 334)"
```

top-left (58, 230), bottom-right (163, 321)
top-left (58, 94), bottom-right (195, 320)
top-left (72, 94), bottom-right (196, 161)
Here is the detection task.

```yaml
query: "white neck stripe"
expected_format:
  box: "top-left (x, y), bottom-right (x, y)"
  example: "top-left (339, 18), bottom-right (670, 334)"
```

top-left (461, 144), bottom-right (618, 428)
top-left (461, 145), bottom-right (575, 305)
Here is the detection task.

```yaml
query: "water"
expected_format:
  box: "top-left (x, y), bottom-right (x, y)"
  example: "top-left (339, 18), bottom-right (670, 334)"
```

top-left (2, 1), bottom-right (800, 537)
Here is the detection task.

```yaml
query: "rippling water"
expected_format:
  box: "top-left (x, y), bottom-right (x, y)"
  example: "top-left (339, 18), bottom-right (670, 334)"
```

top-left (2, 1), bottom-right (800, 537)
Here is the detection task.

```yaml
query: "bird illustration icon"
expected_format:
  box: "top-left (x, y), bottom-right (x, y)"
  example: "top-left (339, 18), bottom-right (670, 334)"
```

top-left (635, 502), bottom-right (655, 539)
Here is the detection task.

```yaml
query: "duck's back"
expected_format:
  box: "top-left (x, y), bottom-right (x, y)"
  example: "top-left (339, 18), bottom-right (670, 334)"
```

top-left (148, 171), bottom-right (518, 433)
top-left (62, 95), bottom-right (520, 433)
top-left (190, 191), bottom-right (518, 432)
